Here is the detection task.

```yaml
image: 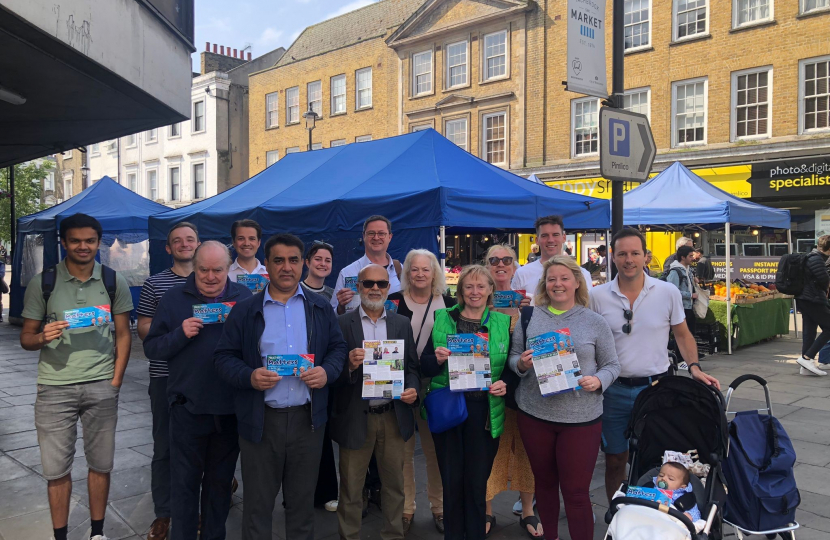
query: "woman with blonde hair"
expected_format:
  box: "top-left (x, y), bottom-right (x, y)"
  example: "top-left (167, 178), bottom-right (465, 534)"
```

top-left (388, 249), bottom-right (455, 534)
top-left (421, 265), bottom-right (511, 539)
top-left (510, 256), bottom-right (620, 540)
top-left (483, 245), bottom-right (539, 538)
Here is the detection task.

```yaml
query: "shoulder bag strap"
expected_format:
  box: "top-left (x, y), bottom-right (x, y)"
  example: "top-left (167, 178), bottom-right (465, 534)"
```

top-left (414, 295), bottom-right (434, 346)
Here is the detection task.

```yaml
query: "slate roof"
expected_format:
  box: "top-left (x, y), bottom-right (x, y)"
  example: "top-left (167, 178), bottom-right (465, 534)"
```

top-left (276, 0), bottom-right (426, 67)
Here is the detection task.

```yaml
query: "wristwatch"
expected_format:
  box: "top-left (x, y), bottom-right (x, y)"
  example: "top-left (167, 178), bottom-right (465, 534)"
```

top-left (686, 361), bottom-right (701, 373)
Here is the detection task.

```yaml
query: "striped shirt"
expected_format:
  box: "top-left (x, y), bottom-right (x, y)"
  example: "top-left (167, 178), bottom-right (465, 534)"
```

top-left (137, 268), bottom-right (190, 378)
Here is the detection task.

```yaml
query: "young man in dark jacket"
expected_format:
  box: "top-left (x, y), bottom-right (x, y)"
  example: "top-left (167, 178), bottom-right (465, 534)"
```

top-left (796, 235), bottom-right (830, 376)
top-left (144, 241), bottom-right (252, 540)
top-left (214, 233), bottom-right (348, 540)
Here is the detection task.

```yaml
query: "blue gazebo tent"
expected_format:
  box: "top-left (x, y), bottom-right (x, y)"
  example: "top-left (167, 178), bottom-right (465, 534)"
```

top-left (10, 176), bottom-right (170, 321)
top-left (148, 129), bottom-right (611, 279)
top-left (623, 161), bottom-right (792, 353)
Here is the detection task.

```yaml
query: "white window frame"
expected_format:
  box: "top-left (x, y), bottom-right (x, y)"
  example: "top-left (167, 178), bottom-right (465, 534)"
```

top-left (356, 135), bottom-right (372, 143)
top-left (482, 30), bottom-right (508, 82)
top-left (266, 92), bottom-right (279, 128)
top-left (311, 143), bottom-right (323, 150)
top-left (308, 81), bottom-right (322, 116)
top-left (146, 129), bottom-right (158, 143)
top-left (169, 123), bottom-right (181, 138)
top-left (356, 67), bottom-right (373, 110)
top-left (64, 178), bottom-right (73, 198)
top-left (412, 50), bottom-right (433, 97)
top-left (673, 0), bottom-right (708, 42)
top-left (624, 0), bottom-right (652, 51)
top-left (331, 74), bottom-right (346, 115)
top-left (623, 87), bottom-right (651, 120)
top-left (193, 101), bottom-right (206, 133)
top-left (286, 87), bottom-right (300, 124)
top-left (127, 171), bottom-right (137, 192)
top-left (801, 0), bottom-right (830, 14)
top-left (331, 139), bottom-right (347, 147)
top-left (45, 171), bottom-right (55, 191)
top-left (266, 150), bottom-right (279, 166)
top-left (286, 147), bottom-right (301, 154)
top-left (169, 166), bottom-right (180, 202)
top-left (146, 168), bottom-right (158, 200)
top-left (481, 111), bottom-right (508, 166)
top-left (445, 117), bottom-right (469, 151)
top-left (671, 77), bottom-right (709, 148)
top-left (730, 66), bottom-right (772, 141)
top-left (732, 0), bottom-right (773, 29)
top-left (126, 134), bottom-right (137, 148)
top-left (192, 162), bottom-right (206, 200)
top-left (571, 97), bottom-right (601, 158)
top-left (90, 143), bottom-right (100, 155)
top-left (445, 40), bottom-right (469, 89)
top-left (62, 150), bottom-right (73, 159)
top-left (798, 55), bottom-right (830, 134)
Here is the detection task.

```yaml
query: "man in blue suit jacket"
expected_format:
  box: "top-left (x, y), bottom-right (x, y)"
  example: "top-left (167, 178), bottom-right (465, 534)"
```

top-left (215, 233), bottom-right (347, 540)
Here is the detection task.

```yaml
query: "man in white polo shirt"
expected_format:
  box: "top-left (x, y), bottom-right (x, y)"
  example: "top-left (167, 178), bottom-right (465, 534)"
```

top-left (512, 215), bottom-right (593, 303)
top-left (332, 215), bottom-right (401, 314)
top-left (589, 228), bottom-right (720, 505)
top-left (228, 219), bottom-right (267, 283)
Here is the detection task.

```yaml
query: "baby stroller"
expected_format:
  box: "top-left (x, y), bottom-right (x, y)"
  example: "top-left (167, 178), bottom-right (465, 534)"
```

top-left (723, 375), bottom-right (800, 539)
top-left (604, 375), bottom-right (729, 540)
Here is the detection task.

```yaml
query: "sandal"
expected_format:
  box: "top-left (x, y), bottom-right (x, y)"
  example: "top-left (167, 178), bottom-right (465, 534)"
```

top-left (485, 514), bottom-right (496, 538)
top-left (519, 515), bottom-right (544, 539)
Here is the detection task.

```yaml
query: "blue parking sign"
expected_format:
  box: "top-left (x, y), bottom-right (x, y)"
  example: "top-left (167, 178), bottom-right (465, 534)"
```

top-left (609, 118), bottom-right (630, 157)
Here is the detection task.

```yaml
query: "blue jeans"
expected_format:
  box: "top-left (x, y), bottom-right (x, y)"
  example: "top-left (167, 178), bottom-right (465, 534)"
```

top-left (820, 341), bottom-right (830, 365)
top-left (601, 381), bottom-right (649, 455)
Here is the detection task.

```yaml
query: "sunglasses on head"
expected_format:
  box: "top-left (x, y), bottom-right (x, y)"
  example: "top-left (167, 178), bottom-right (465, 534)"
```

top-left (488, 256), bottom-right (514, 266)
top-left (360, 280), bottom-right (390, 289)
top-left (622, 309), bottom-right (633, 334)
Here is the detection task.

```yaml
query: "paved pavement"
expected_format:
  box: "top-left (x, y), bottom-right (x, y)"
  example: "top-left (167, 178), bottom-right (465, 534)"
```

top-left (1, 312), bottom-right (829, 539)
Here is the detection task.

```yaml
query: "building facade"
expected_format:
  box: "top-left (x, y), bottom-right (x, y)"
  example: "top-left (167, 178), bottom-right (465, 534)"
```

top-left (88, 45), bottom-right (285, 207)
top-left (248, 0), bottom-right (830, 258)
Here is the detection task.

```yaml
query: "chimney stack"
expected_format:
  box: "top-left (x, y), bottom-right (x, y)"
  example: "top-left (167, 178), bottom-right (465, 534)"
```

top-left (213, 44), bottom-right (217, 53)
top-left (233, 48), bottom-right (238, 58)
top-left (226, 45), bottom-right (231, 56)
top-left (247, 52), bottom-right (252, 61)
top-left (206, 42), bottom-right (210, 51)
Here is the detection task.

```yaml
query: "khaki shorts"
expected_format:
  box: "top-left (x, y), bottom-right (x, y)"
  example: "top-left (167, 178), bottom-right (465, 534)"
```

top-left (34, 379), bottom-right (120, 480)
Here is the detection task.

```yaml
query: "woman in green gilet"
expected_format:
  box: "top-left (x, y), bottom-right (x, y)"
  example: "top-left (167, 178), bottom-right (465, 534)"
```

top-left (421, 265), bottom-right (511, 539)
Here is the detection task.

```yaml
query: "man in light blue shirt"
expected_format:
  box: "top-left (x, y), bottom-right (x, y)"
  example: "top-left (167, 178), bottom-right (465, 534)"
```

top-left (261, 282), bottom-right (310, 407)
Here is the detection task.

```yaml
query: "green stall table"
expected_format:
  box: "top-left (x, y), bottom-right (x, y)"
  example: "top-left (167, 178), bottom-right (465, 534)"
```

top-left (699, 298), bottom-right (791, 349)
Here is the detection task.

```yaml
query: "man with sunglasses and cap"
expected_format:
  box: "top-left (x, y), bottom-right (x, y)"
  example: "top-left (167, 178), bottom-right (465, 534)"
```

top-left (589, 228), bottom-right (720, 508)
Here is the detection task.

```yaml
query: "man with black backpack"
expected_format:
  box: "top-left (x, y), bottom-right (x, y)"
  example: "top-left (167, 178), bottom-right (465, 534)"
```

top-left (19, 213), bottom-right (134, 540)
top-left (791, 235), bottom-right (830, 376)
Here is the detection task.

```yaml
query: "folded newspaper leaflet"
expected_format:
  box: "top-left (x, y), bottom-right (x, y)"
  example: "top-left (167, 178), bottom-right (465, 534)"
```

top-left (493, 290), bottom-right (526, 308)
top-left (625, 485), bottom-right (672, 506)
top-left (64, 305), bottom-right (112, 329)
top-left (384, 299), bottom-right (399, 313)
top-left (265, 354), bottom-right (315, 376)
top-left (344, 276), bottom-right (358, 292)
top-left (447, 333), bottom-right (492, 391)
top-left (192, 302), bottom-right (236, 324)
top-left (237, 273), bottom-right (269, 293)
top-left (527, 328), bottom-right (582, 396)
top-left (362, 339), bottom-right (405, 399)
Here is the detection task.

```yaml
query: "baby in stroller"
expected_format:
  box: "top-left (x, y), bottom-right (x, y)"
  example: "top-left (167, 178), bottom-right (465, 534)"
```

top-left (646, 462), bottom-right (701, 523)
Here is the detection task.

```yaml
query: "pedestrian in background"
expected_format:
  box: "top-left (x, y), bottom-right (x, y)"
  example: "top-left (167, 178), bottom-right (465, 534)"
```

top-left (795, 234), bottom-right (830, 377)
top-left (644, 249), bottom-right (653, 276)
top-left (526, 244), bottom-right (540, 263)
top-left (666, 245), bottom-right (698, 351)
top-left (662, 237), bottom-right (693, 273)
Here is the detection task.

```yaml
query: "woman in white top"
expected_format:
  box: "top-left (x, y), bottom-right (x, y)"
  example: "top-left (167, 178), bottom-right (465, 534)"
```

top-left (388, 249), bottom-right (456, 535)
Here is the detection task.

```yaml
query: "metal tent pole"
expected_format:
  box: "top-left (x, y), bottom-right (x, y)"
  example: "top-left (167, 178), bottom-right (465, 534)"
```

top-left (726, 222), bottom-right (732, 355)
top-left (788, 228), bottom-right (798, 338)
top-left (440, 226), bottom-right (446, 273)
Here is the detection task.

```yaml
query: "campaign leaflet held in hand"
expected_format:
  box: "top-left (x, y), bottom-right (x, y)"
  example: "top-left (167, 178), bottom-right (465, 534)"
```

top-left (265, 354), bottom-right (315, 376)
top-left (384, 299), bottom-right (399, 313)
top-left (362, 340), bottom-right (405, 399)
top-left (447, 333), bottom-right (492, 392)
top-left (344, 276), bottom-right (359, 293)
top-left (64, 305), bottom-right (112, 329)
top-left (625, 485), bottom-right (673, 506)
top-left (493, 290), bottom-right (526, 308)
top-left (237, 273), bottom-right (269, 293)
top-left (192, 302), bottom-right (236, 324)
top-left (527, 328), bottom-right (582, 396)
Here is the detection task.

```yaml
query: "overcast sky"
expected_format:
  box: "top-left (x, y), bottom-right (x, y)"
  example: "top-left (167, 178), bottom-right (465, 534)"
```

top-left (192, 0), bottom-right (381, 70)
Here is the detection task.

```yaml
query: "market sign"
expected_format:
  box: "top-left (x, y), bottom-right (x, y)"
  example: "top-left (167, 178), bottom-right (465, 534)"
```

top-left (710, 256), bottom-right (779, 283)
top-left (748, 157), bottom-right (830, 199)
top-left (566, 0), bottom-right (608, 98)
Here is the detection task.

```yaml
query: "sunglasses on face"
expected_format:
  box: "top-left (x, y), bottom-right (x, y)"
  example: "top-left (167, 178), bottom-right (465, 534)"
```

top-left (622, 309), bottom-right (633, 334)
top-left (360, 280), bottom-right (389, 289)
top-left (488, 256), bottom-right (514, 266)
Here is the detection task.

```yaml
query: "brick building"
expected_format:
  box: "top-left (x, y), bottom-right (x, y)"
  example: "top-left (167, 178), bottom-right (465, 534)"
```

top-left (249, 0), bottom-right (830, 258)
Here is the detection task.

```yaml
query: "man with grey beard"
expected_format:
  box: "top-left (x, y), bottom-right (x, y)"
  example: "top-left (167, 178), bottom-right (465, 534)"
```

top-left (331, 264), bottom-right (421, 540)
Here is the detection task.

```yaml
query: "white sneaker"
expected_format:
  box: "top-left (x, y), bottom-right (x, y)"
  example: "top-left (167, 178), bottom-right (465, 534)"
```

top-left (90, 536), bottom-right (108, 540)
top-left (798, 357), bottom-right (828, 376)
top-left (324, 500), bottom-right (338, 512)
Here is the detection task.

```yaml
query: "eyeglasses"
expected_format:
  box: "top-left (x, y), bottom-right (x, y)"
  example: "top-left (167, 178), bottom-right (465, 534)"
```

top-left (360, 280), bottom-right (390, 289)
top-left (488, 256), bottom-right (514, 266)
top-left (365, 232), bottom-right (389, 239)
top-left (622, 309), bottom-right (633, 334)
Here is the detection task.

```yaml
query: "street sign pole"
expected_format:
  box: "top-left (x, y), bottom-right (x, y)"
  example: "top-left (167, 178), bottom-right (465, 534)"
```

top-left (610, 0), bottom-right (625, 275)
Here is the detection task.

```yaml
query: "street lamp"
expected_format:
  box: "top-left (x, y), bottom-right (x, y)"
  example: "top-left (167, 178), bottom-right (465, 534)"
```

top-left (81, 165), bottom-right (90, 189)
top-left (303, 103), bottom-right (319, 151)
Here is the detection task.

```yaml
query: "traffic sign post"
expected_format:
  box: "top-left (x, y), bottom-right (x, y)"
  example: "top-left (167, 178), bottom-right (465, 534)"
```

top-left (599, 107), bottom-right (656, 182)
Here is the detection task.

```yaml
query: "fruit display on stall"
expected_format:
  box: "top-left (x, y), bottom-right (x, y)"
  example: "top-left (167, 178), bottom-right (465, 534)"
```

top-left (711, 280), bottom-right (775, 302)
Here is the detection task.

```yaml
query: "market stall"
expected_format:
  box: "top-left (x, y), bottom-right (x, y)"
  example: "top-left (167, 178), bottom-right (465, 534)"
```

top-left (624, 162), bottom-right (792, 353)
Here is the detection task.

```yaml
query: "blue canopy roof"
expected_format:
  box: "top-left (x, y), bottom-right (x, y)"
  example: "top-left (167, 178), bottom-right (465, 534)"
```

top-left (623, 162), bottom-right (790, 229)
top-left (148, 129), bottom-right (610, 241)
top-left (19, 176), bottom-right (169, 233)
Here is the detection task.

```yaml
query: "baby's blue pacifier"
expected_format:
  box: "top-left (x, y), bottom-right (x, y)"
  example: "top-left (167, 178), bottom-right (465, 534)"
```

top-left (657, 480), bottom-right (668, 489)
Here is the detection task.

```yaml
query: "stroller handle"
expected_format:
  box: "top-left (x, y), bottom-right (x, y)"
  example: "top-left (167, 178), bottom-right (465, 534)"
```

top-left (728, 374), bottom-right (768, 389)
top-left (609, 497), bottom-right (698, 538)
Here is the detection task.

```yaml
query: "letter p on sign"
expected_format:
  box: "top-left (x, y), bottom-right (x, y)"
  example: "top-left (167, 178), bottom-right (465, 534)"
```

top-left (609, 119), bottom-right (630, 157)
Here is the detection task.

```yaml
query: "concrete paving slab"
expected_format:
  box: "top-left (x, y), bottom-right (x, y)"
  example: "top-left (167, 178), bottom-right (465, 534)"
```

top-left (0, 474), bottom-right (49, 520)
top-left (68, 506), bottom-right (136, 540)
top-left (0, 455), bottom-right (33, 482)
top-left (0, 430), bottom-right (39, 452)
top-left (108, 492), bottom-right (155, 539)
top-left (795, 464), bottom-right (830, 498)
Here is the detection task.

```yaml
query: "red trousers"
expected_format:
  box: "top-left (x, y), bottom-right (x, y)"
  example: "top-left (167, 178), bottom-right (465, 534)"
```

top-left (517, 411), bottom-right (602, 540)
